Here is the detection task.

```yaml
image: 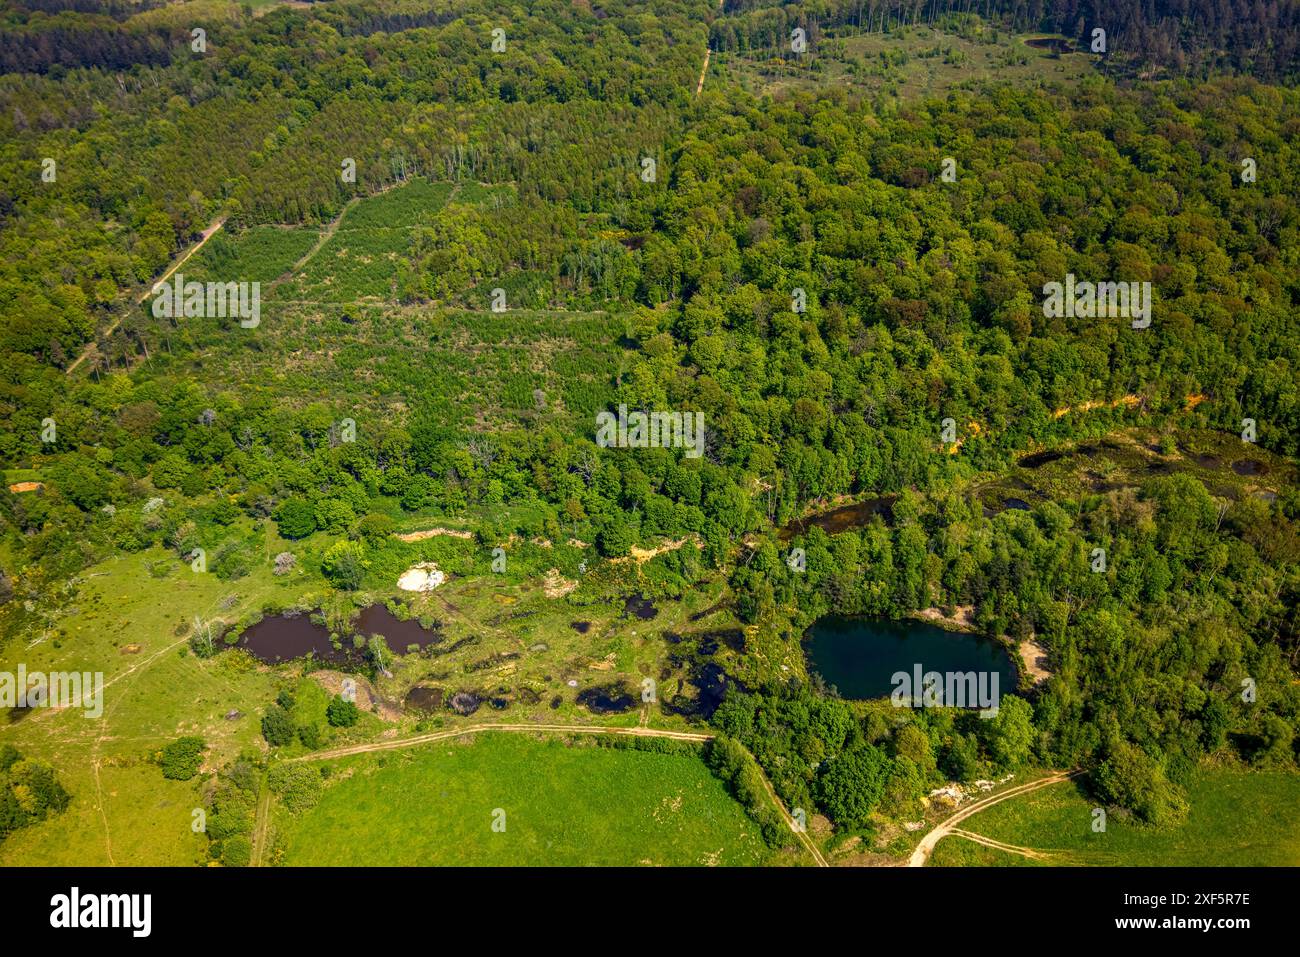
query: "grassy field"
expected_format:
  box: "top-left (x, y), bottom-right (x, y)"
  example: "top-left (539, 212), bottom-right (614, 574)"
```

top-left (0, 544), bottom-right (297, 865)
top-left (274, 733), bottom-right (775, 866)
top-left (973, 426), bottom-right (1296, 513)
top-left (717, 27), bottom-right (1094, 102)
top-left (928, 768), bottom-right (1300, 867)
top-left (0, 522), bottom-right (746, 863)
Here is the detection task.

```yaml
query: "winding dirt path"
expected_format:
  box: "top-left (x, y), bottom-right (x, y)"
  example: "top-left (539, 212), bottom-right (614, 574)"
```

top-left (947, 828), bottom-right (1054, 862)
top-left (907, 770), bottom-right (1080, 867)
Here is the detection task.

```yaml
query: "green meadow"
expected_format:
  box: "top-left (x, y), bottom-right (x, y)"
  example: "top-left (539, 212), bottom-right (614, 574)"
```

top-left (0, 546), bottom-right (296, 865)
top-left (275, 733), bottom-right (775, 866)
top-left (929, 768), bottom-right (1300, 867)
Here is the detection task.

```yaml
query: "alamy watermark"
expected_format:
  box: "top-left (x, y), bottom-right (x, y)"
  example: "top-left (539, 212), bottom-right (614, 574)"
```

top-left (595, 405), bottom-right (704, 459)
top-left (1042, 274), bottom-right (1151, 329)
top-left (151, 272), bottom-right (260, 328)
top-left (891, 664), bottom-right (1000, 718)
top-left (1, 666), bottom-right (103, 718)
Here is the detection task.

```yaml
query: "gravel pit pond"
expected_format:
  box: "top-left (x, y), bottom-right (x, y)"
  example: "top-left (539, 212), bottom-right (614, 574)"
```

top-left (805, 616), bottom-right (1018, 702)
top-left (236, 604), bottom-right (441, 663)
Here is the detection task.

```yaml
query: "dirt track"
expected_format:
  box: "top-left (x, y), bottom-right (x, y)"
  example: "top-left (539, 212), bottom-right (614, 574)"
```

top-left (907, 770), bottom-right (1081, 866)
top-left (67, 216), bottom-right (227, 374)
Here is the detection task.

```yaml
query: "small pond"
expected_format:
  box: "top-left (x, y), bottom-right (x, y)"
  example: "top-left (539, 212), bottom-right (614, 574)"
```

top-left (780, 496), bottom-right (896, 539)
top-left (236, 614), bottom-right (361, 665)
top-left (354, 604), bottom-right (441, 653)
top-left (804, 616), bottom-right (1018, 702)
top-left (237, 603), bottom-right (440, 664)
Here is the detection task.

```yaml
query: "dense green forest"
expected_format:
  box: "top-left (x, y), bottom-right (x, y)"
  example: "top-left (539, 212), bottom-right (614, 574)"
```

top-left (1, 0), bottom-right (1297, 843)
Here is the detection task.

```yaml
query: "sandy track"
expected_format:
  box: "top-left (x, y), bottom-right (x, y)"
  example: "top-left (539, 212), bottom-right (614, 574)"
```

top-left (67, 216), bottom-right (227, 374)
top-left (288, 722), bottom-right (713, 763)
top-left (907, 770), bottom-right (1080, 867)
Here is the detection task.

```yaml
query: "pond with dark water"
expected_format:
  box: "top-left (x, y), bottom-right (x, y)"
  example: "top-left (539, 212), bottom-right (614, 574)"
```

top-left (236, 613), bottom-right (359, 665)
top-left (354, 604), bottom-right (441, 653)
top-left (804, 616), bottom-right (1018, 701)
top-left (780, 496), bottom-right (896, 539)
top-left (237, 604), bottom-right (441, 664)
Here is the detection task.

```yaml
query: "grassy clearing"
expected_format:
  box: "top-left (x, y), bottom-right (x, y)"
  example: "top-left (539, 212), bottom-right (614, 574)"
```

top-left (284, 180), bottom-right (454, 302)
top-left (0, 523), bottom-right (740, 863)
top-left (0, 545), bottom-right (298, 864)
top-left (274, 733), bottom-right (773, 866)
top-left (975, 426), bottom-right (1295, 511)
top-left (335, 179), bottom-right (455, 231)
top-left (928, 768), bottom-right (1300, 866)
top-left (185, 224), bottom-right (323, 286)
top-left (717, 27), bottom-right (1093, 101)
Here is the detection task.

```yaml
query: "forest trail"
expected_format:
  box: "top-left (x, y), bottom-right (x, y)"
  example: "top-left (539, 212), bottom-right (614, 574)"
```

top-left (250, 783), bottom-right (274, 866)
top-left (695, 0), bottom-right (722, 96)
top-left (907, 770), bottom-right (1080, 866)
top-left (67, 215), bottom-right (226, 374)
top-left (697, 48), bottom-right (711, 95)
top-left (750, 756), bottom-right (830, 867)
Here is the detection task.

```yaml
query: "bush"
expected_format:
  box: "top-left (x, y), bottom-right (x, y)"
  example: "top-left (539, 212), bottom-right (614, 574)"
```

top-left (273, 498), bottom-right (317, 539)
top-left (159, 736), bottom-right (205, 780)
top-left (814, 744), bottom-right (890, 829)
top-left (297, 723), bottom-right (324, 749)
top-left (355, 513), bottom-right (395, 544)
top-left (267, 764), bottom-right (323, 813)
top-left (1093, 740), bottom-right (1189, 826)
top-left (326, 695), bottom-right (360, 728)
top-left (261, 707), bottom-right (295, 747)
top-left (321, 540), bottom-right (367, 590)
top-left (221, 835), bottom-right (251, 867)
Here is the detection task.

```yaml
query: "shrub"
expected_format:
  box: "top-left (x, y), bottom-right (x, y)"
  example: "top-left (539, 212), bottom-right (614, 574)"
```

top-left (261, 707), bottom-right (295, 747)
top-left (160, 736), bottom-right (206, 780)
top-left (221, 835), bottom-right (251, 867)
top-left (321, 540), bottom-right (367, 590)
top-left (273, 498), bottom-right (317, 539)
top-left (326, 696), bottom-right (360, 728)
top-left (267, 764), bottom-right (323, 813)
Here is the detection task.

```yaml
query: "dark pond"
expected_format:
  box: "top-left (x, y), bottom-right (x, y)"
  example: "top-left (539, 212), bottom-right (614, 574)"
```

top-left (1018, 449), bottom-right (1065, 468)
top-left (576, 682), bottom-right (638, 714)
top-left (693, 628), bottom-right (745, 654)
top-left (355, 604), bottom-right (441, 654)
top-left (662, 662), bottom-right (729, 719)
top-left (1025, 36), bottom-right (1074, 52)
top-left (1232, 459), bottom-right (1268, 477)
top-left (781, 496), bottom-right (896, 539)
top-left (1002, 497), bottom-right (1032, 511)
top-left (570, 621), bottom-right (592, 634)
top-left (237, 613), bottom-right (361, 665)
top-left (623, 595), bottom-right (659, 620)
top-left (238, 605), bottom-right (441, 664)
top-left (404, 686), bottom-right (444, 713)
top-left (449, 691), bottom-right (480, 715)
top-left (804, 616), bottom-right (1017, 701)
